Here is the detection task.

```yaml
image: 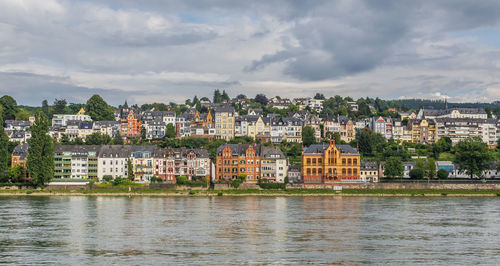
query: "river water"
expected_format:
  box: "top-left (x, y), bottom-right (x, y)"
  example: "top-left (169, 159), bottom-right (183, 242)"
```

top-left (0, 196), bottom-right (499, 265)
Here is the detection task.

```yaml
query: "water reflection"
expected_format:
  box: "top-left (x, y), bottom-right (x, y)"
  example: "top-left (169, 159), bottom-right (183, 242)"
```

top-left (0, 196), bottom-right (499, 264)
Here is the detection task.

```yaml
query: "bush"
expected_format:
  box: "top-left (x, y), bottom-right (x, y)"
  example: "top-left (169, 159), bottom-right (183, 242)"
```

top-left (102, 175), bottom-right (113, 183)
top-left (437, 169), bottom-right (449, 179)
top-left (258, 182), bottom-right (286, 189)
top-left (112, 177), bottom-right (134, 186)
top-left (409, 168), bottom-right (424, 179)
top-left (176, 176), bottom-right (187, 185)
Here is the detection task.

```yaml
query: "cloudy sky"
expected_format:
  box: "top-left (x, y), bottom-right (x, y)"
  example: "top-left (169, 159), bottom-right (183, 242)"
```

top-left (1, 0), bottom-right (500, 106)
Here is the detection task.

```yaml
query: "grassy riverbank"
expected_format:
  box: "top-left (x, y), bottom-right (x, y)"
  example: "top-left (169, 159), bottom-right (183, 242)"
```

top-left (0, 188), bottom-right (499, 196)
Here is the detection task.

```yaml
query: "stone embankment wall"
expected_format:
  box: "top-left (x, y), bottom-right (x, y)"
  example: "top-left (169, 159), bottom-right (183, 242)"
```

top-left (288, 183), bottom-right (500, 190)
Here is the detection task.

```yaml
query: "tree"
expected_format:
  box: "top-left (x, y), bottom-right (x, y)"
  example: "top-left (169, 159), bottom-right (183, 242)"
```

top-left (236, 94), bottom-right (247, 100)
top-left (15, 109), bottom-right (30, 121)
top-left (221, 90), bottom-right (230, 101)
top-left (213, 89), bottom-right (222, 103)
top-left (302, 126), bottom-right (316, 146)
top-left (0, 116), bottom-right (9, 178)
top-left (42, 100), bottom-right (50, 117)
top-left (27, 112), bottom-right (54, 187)
top-left (425, 158), bottom-right (436, 179)
top-left (8, 165), bottom-right (25, 183)
top-left (127, 159), bottom-right (134, 181)
top-left (437, 169), bottom-right (449, 179)
top-left (314, 93), bottom-right (325, 100)
top-left (0, 95), bottom-right (18, 121)
top-left (102, 175), bottom-right (113, 182)
top-left (53, 99), bottom-right (67, 114)
top-left (384, 157), bottom-right (403, 178)
top-left (85, 94), bottom-right (114, 121)
top-left (254, 94), bottom-right (268, 106)
top-left (112, 133), bottom-right (123, 145)
top-left (409, 168), bottom-right (424, 179)
top-left (60, 134), bottom-right (71, 144)
top-left (165, 124), bottom-right (176, 139)
top-left (357, 128), bottom-right (386, 157)
top-left (85, 132), bottom-right (111, 145)
top-left (454, 137), bottom-right (493, 178)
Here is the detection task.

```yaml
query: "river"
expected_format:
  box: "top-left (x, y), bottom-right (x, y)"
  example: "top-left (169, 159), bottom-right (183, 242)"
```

top-left (0, 196), bottom-right (498, 265)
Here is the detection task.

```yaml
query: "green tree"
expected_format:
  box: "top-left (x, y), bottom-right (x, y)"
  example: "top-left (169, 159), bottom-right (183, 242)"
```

top-left (254, 94), bottom-right (268, 106)
top-left (409, 168), bottom-right (424, 179)
top-left (85, 132), bottom-right (111, 145)
top-left (221, 90), bottom-right (230, 101)
top-left (27, 112), bottom-right (54, 187)
top-left (0, 95), bottom-right (18, 120)
top-left (384, 157), bottom-right (403, 178)
top-left (41, 100), bottom-right (50, 117)
top-left (314, 93), bottom-right (325, 100)
top-left (112, 133), bottom-right (123, 145)
top-left (8, 165), bottom-right (25, 183)
top-left (53, 99), bottom-right (67, 114)
top-left (60, 134), bottom-right (71, 144)
top-left (302, 126), bottom-right (316, 146)
top-left (127, 159), bottom-right (134, 181)
top-left (165, 124), bottom-right (176, 139)
top-left (236, 94), bottom-right (247, 100)
top-left (15, 108), bottom-right (30, 121)
top-left (437, 169), bottom-right (449, 179)
top-left (213, 89), bottom-right (222, 103)
top-left (453, 137), bottom-right (493, 178)
top-left (0, 116), bottom-right (9, 178)
top-left (425, 158), bottom-right (437, 179)
top-left (85, 94), bottom-right (114, 121)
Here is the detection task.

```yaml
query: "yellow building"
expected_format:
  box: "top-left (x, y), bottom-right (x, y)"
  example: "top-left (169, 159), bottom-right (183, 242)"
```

top-left (215, 105), bottom-right (235, 140)
top-left (302, 140), bottom-right (361, 183)
top-left (409, 119), bottom-right (437, 144)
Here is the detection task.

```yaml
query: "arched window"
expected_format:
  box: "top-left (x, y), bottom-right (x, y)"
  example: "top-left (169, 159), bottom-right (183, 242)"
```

top-left (342, 168), bottom-right (346, 175)
top-left (348, 158), bottom-right (352, 165)
top-left (348, 168), bottom-right (352, 175)
top-left (353, 159), bottom-right (357, 165)
top-left (342, 158), bottom-right (346, 165)
top-left (353, 169), bottom-right (357, 175)
top-left (312, 158), bottom-right (316, 164)
top-left (318, 168), bottom-right (322, 174)
top-left (312, 168), bottom-right (316, 175)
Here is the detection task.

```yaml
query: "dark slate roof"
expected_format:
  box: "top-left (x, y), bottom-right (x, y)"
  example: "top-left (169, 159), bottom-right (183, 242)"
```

top-left (434, 117), bottom-right (497, 124)
top-left (99, 145), bottom-right (132, 158)
top-left (79, 121), bottom-right (93, 129)
top-left (261, 146), bottom-right (286, 159)
top-left (216, 144), bottom-right (262, 156)
top-left (360, 161), bottom-right (378, 170)
top-left (288, 165), bottom-right (301, 172)
top-left (55, 145), bottom-right (102, 154)
top-left (303, 144), bottom-right (359, 155)
top-left (154, 147), bottom-right (209, 158)
top-left (215, 104), bottom-right (234, 113)
top-left (12, 144), bottom-right (29, 160)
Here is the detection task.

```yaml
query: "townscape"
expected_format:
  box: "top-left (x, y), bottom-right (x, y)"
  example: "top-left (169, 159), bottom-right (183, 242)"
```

top-left (1, 92), bottom-right (499, 188)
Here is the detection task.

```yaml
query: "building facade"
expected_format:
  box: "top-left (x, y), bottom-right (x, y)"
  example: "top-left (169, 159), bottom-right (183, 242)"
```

top-left (302, 140), bottom-right (361, 183)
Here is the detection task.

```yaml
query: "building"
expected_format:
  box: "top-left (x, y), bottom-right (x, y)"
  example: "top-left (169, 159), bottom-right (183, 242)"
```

top-left (4, 120), bottom-right (32, 131)
top-left (93, 121), bottom-right (120, 137)
top-left (302, 140), bottom-right (361, 183)
top-left (216, 144), bottom-right (262, 183)
top-left (153, 148), bottom-right (211, 183)
top-left (215, 105), bottom-right (236, 140)
top-left (408, 119), bottom-right (437, 144)
top-left (292, 111), bottom-right (321, 141)
top-left (417, 108), bottom-right (488, 119)
top-left (54, 145), bottom-right (100, 179)
top-left (287, 165), bottom-right (302, 183)
top-left (435, 118), bottom-right (497, 146)
top-left (119, 101), bottom-right (142, 139)
top-left (11, 144), bottom-right (29, 168)
top-left (305, 98), bottom-right (324, 112)
top-left (360, 161), bottom-right (378, 182)
top-left (323, 115), bottom-right (356, 143)
top-left (371, 116), bottom-right (393, 139)
top-left (52, 108), bottom-right (92, 127)
top-left (260, 146), bottom-right (288, 183)
top-left (130, 146), bottom-right (155, 182)
top-left (97, 145), bottom-right (131, 180)
top-left (270, 117), bottom-right (303, 143)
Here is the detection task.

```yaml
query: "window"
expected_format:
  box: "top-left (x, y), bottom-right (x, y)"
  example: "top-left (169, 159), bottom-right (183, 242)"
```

top-left (307, 158), bottom-right (311, 164)
top-left (307, 168), bottom-right (311, 174)
top-left (312, 158), bottom-right (316, 164)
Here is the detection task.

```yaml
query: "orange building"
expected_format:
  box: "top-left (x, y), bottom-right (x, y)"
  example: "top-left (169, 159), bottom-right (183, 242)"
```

top-left (11, 144), bottom-right (29, 168)
top-left (119, 101), bottom-right (142, 139)
top-left (216, 144), bottom-right (262, 183)
top-left (191, 110), bottom-right (214, 129)
top-left (302, 140), bottom-right (360, 183)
